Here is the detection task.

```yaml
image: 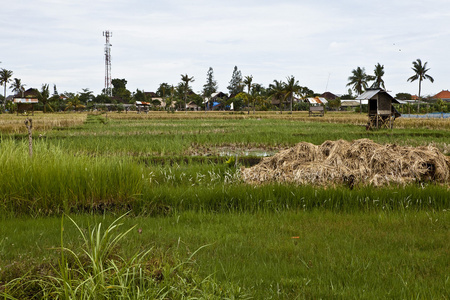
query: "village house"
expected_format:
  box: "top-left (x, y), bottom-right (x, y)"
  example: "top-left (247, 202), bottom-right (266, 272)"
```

top-left (433, 90), bottom-right (450, 102)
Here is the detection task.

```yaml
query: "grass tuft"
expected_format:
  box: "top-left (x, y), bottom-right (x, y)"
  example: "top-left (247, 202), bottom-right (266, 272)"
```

top-left (0, 213), bottom-right (252, 299)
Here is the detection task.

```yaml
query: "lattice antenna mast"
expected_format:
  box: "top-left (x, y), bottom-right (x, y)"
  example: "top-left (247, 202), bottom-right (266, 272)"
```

top-left (103, 30), bottom-right (112, 96)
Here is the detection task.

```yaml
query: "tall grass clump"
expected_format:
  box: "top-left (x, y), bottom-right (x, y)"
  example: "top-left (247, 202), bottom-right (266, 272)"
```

top-left (0, 213), bottom-right (252, 299)
top-left (0, 139), bottom-right (144, 215)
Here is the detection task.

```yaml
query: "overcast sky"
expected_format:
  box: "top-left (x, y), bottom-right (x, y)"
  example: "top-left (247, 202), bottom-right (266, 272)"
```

top-left (1, 0), bottom-right (449, 97)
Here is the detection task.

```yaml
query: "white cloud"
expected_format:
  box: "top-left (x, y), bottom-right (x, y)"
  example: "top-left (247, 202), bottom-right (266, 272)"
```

top-left (1, 0), bottom-right (449, 96)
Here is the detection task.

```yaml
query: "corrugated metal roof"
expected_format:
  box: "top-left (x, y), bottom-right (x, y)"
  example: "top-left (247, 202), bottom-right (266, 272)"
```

top-left (356, 89), bottom-right (400, 104)
top-left (306, 97), bottom-right (326, 104)
top-left (135, 101), bottom-right (151, 106)
top-left (318, 97), bottom-right (328, 104)
top-left (13, 98), bottom-right (38, 104)
top-left (356, 90), bottom-right (379, 100)
top-left (396, 99), bottom-right (427, 104)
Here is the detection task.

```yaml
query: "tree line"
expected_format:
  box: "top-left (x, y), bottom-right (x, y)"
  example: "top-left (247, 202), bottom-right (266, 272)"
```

top-left (0, 58), bottom-right (445, 113)
top-left (346, 59), bottom-right (436, 113)
top-left (0, 66), bottom-right (318, 113)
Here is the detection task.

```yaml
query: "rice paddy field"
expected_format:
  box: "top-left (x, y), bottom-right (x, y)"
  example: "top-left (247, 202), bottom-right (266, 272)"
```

top-left (0, 111), bottom-right (449, 299)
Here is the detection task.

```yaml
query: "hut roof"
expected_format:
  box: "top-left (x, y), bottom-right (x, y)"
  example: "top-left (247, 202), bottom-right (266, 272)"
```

top-left (356, 88), bottom-right (400, 104)
top-left (321, 92), bottom-right (337, 100)
top-left (187, 101), bottom-right (199, 108)
top-left (135, 101), bottom-right (151, 106)
top-left (396, 99), bottom-right (427, 105)
top-left (16, 88), bottom-right (39, 98)
top-left (144, 92), bottom-right (158, 98)
top-left (306, 97), bottom-right (328, 105)
top-left (14, 98), bottom-right (38, 104)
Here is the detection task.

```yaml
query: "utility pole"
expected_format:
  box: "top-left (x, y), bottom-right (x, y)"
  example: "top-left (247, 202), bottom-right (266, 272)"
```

top-left (103, 31), bottom-right (112, 96)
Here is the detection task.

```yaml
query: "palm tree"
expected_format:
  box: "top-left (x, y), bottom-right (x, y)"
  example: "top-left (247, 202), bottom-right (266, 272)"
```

top-left (164, 85), bottom-right (175, 112)
top-left (0, 69), bottom-right (13, 109)
top-left (10, 78), bottom-right (26, 97)
top-left (347, 67), bottom-right (371, 114)
top-left (254, 95), bottom-right (269, 111)
top-left (347, 67), bottom-right (371, 95)
top-left (297, 86), bottom-right (314, 100)
top-left (407, 59), bottom-right (434, 113)
top-left (156, 83), bottom-right (171, 98)
top-left (372, 63), bottom-right (385, 89)
top-left (251, 83), bottom-right (264, 114)
top-left (180, 74), bottom-right (194, 113)
top-left (38, 84), bottom-right (51, 113)
top-left (243, 75), bottom-right (253, 114)
top-left (283, 76), bottom-right (301, 114)
top-left (268, 80), bottom-right (285, 114)
top-left (65, 94), bottom-right (85, 112)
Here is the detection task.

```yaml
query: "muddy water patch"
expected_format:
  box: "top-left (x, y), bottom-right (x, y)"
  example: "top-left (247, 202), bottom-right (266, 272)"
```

top-left (186, 144), bottom-right (282, 158)
top-left (138, 156), bottom-right (263, 167)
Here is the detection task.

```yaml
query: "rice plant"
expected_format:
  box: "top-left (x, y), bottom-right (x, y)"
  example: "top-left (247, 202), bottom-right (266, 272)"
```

top-left (0, 139), bottom-right (144, 215)
top-left (0, 213), bottom-right (252, 299)
top-left (0, 112), bottom-right (86, 134)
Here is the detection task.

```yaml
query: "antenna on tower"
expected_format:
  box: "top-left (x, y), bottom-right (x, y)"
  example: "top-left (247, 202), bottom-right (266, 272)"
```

top-left (325, 73), bottom-right (331, 92)
top-left (103, 30), bottom-right (112, 96)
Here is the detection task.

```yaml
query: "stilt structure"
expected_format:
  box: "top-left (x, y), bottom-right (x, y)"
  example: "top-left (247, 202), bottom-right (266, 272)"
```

top-left (356, 88), bottom-right (401, 129)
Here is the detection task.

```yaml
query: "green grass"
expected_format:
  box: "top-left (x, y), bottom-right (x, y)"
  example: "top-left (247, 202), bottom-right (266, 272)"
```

top-left (0, 139), bottom-right (144, 216)
top-left (1, 112), bottom-right (449, 298)
top-left (170, 210), bottom-right (449, 299)
top-left (0, 138), bottom-right (448, 216)
top-left (15, 114), bottom-right (450, 156)
top-left (1, 211), bottom-right (448, 299)
top-left (0, 214), bottom-right (251, 299)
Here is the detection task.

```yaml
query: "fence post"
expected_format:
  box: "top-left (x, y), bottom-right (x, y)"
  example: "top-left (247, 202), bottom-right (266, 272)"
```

top-left (24, 118), bottom-right (33, 157)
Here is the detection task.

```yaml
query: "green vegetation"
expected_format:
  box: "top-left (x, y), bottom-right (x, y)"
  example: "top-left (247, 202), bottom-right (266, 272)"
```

top-left (1, 211), bottom-right (448, 299)
top-left (5, 113), bottom-right (450, 155)
top-left (1, 214), bottom-right (249, 299)
top-left (408, 59), bottom-right (434, 112)
top-left (0, 112), bottom-right (449, 299)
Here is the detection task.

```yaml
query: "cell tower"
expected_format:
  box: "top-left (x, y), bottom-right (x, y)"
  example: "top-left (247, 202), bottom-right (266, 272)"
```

top-left (103, 30), bottom-right (112, 96)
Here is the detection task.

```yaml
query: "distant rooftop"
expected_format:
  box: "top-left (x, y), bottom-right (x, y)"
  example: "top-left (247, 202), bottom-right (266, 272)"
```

top-left (433, 90), bottom-right (450, 100)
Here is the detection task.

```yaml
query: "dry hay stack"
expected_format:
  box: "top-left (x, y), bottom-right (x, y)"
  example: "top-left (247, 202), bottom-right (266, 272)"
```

top-left (242, 139), bottom-right (450, 186)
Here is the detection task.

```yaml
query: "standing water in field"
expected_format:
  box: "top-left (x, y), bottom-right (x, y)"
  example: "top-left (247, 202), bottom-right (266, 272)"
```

top-left (242, 139), bottom-right (450, 187)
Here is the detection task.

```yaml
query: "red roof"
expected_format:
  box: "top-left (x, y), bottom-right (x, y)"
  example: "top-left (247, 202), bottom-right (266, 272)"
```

top-left (434, 90), bottom-right (450, 99)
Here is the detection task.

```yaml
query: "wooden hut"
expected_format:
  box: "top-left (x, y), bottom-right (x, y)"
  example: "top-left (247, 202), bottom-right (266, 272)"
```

top-left (135, 101), bottom-right (151, 113)
top-left (13, 98), bottom-right (38, 115)
top-left (356, 88), bottom-right (401, 129)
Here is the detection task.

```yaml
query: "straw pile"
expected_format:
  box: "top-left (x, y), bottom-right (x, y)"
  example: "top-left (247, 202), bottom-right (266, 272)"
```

top-left (242, 139), bottom-right (450, 187)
